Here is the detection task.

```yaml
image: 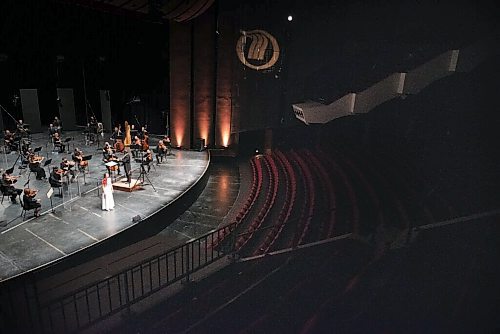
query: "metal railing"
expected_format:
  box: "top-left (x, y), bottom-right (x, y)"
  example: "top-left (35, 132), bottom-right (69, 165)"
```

top-left (0, 222), bottom-right (238, 333)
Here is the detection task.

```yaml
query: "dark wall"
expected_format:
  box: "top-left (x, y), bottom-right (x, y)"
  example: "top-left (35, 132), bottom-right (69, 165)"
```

top-left (219, 0), bottom-right (499, 132)
top-left (0, 0), bottom-right (169, 132)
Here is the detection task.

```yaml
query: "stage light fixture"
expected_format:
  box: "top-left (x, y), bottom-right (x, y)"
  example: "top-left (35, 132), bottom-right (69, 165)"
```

top-left (287, 15), bottom-right (293, 21)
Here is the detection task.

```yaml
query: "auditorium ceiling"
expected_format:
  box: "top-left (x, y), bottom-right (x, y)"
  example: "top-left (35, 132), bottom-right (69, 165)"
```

top-left (56, 0), bottom-right (215, 22)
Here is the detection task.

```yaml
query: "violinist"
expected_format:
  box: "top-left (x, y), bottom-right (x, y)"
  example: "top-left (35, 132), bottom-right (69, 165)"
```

top-left (1, 169), bottom-right (22, 203)
top-left (28, 151), bottom-right (46, 180)
top-left (60, 157), bottom-right (76, 182)
top-left (49, 167), bottom-right (63, 188)
top-left (23, 188), bottom-right (41, 217)
top-left (72, 148), bottom-right (88, 172)
top-left (4, 130), bottom-right (17, 152)
top-left (156, 140), bottom-right (167, 164)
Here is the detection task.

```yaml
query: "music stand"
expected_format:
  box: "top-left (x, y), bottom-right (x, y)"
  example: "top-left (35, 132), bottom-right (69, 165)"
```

top-left (105, 161), bottom-right (118, 181)
top-left (81, 155), bottom-right (92, 184)
top-left (33, 146), bottom-right (42, 157)
top-left (43, 158), bottom-right (52, 179)
top-left (64, 137), bottom-right (72, 152)
top-left (6, 167), bottom-right (14, 175)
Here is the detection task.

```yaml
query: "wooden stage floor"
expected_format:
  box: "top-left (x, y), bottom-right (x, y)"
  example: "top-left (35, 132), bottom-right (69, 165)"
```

top-left (0, 131), bottom-right (209, 282)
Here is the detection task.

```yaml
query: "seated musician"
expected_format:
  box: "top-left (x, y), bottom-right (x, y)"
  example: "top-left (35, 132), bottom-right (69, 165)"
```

top-left (103, 142), bottom-right (121, 175)
top-left (1, 169), bottom-right (22, 203)
top-left (142, 149), bottom-right (153, 173)
top-left (72, 148), bottom-right (88, 172)
top-left (4, 130), bottom-right (18, 152)
top-left (132, 136), bottom-right (141, 158)
top-left (60, 157), bottom-right (76, 182)
top-left (49, 167), bottom-right (63, 188)
top-left (164, 135), bottom-right (172, 154)
top-left (52, 132), bottom-right (64, 153)
top-left (156, 140), bottom-right (167, 164)
top-left (48, 123), bottom-right (58, 137)
top-left (23, 188), bottom-right (41, 217)
top-left (142, 130), bottom-right (149, 149)
top-left (110, 126), bottom-right (122, 142)
top-left (28, 152), bottom-right (46, 180)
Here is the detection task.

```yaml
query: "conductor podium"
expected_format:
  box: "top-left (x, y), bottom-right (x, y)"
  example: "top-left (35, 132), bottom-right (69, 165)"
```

top-left (112, 178), bottom-right (142, 192)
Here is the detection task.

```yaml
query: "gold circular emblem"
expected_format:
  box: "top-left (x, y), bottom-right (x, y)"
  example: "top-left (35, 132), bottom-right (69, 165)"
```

top-left (236, 30), bottom-right (280, 71)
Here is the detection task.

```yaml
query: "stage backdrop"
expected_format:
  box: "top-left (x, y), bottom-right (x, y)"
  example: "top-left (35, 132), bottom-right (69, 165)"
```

top-left (57, 88), bottom-right (77, 131)
top-left (19, 89), bottom-right (42, 133)
top-left (100, 90), bottom-right (112, 132)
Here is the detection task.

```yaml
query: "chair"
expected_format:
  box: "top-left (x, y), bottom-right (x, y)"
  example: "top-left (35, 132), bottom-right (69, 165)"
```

top-left (1, 184), bottom-right (9, 204)
top-left (49, 175), bottom-right (63, 197)
top-left (20, 195), bottom-right (36, 219)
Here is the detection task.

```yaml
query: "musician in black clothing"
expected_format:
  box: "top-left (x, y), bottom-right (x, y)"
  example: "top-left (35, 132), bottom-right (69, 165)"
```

top-left (28, 152), bottom-right (46, 180)
top-left (49, 167), bottom-right (63, 188)
top-left (4, 130), bottom-right (18, 152)
top-left (1, 169), bottom-right (23, 203)
top-left (23, 188), bottom-right (42, 217)
top-left (122, 149), bottom-right (132, 183)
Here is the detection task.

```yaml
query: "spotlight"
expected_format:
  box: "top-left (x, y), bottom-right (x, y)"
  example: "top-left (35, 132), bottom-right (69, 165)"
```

top-left (287, 15), bottom-right (293, 22)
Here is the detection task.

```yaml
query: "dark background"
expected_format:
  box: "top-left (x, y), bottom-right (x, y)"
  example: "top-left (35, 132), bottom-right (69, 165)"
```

top-left (0, 0), bottom-right (498, 134)
top-left (0, 0), bottom-right (169, 133)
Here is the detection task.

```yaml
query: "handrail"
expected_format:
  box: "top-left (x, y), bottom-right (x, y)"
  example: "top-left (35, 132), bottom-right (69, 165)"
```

top-left (1, 221), bottom-right (238, 333)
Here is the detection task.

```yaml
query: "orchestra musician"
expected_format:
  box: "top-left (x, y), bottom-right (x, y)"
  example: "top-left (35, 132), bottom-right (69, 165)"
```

top-left (28, 151), bottom-right (46, 180)
top-left (49, 166), bottom-right (63, 188)
top-left (52, 132), bottom-right (64, 153)
top-left (60, 157), bottom-right (76, 182)
top-left (110, 126), bottom-right (122, 141)
top-left (156, 140), bottom-right (167, 164)
top-left (23, 188), bottom-right (42, 217)
top-left (72, 148), bottom-right (88, 172)
top-left (141, 130), bottom-right (149, 151)
top-left (164, 134), bottom-right (172, 154)
top-left (114, 138), bottom-right (125, 153)
top-left (4, 130), bottom-right (18, 152)
top-left (124, 121), bottom-right (131, 146)
top-left (132, 135), bottom-right (141, 158)
top-left (1, 169), bottom-right (22, 203)
top-left (48, 123), bottom-right (59, 137)
top-left (103, 142), bottom-right (121, 175)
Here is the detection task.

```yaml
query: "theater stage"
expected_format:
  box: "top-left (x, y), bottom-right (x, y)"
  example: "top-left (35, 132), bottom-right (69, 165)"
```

top-left (0, 132), bottom-right (209, 282)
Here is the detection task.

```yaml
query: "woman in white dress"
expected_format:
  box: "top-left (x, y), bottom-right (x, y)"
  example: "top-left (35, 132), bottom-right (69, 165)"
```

top-left (101, 173), bottom-right (115, 211)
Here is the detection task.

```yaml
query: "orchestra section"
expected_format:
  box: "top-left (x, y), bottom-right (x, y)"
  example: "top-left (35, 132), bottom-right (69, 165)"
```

top-left (0, 117), bottom-right (209, 282)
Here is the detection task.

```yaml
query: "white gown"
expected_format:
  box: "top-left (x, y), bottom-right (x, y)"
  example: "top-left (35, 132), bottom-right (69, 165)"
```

top-left (101, 177), bottom-right (115, 211)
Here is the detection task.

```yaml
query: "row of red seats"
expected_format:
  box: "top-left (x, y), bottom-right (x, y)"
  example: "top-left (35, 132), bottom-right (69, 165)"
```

top-left (236, 155), bottom-right (279, 251)
top-left (253, 150), bottom-right (298, 255)
top-left (211, 157), bottom-right (263, 250)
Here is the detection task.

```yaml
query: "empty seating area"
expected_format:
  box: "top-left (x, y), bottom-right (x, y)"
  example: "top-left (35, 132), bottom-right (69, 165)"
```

top-left (217, 139), bottom-right (458, 258)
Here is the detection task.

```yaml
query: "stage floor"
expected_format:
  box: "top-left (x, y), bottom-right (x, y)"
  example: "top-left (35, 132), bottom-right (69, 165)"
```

top-left (0, 131), bottom-right (209, 282)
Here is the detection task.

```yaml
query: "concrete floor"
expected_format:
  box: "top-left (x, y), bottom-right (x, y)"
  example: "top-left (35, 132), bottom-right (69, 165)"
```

top-left (0, 131), bottom-right (209, 282)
